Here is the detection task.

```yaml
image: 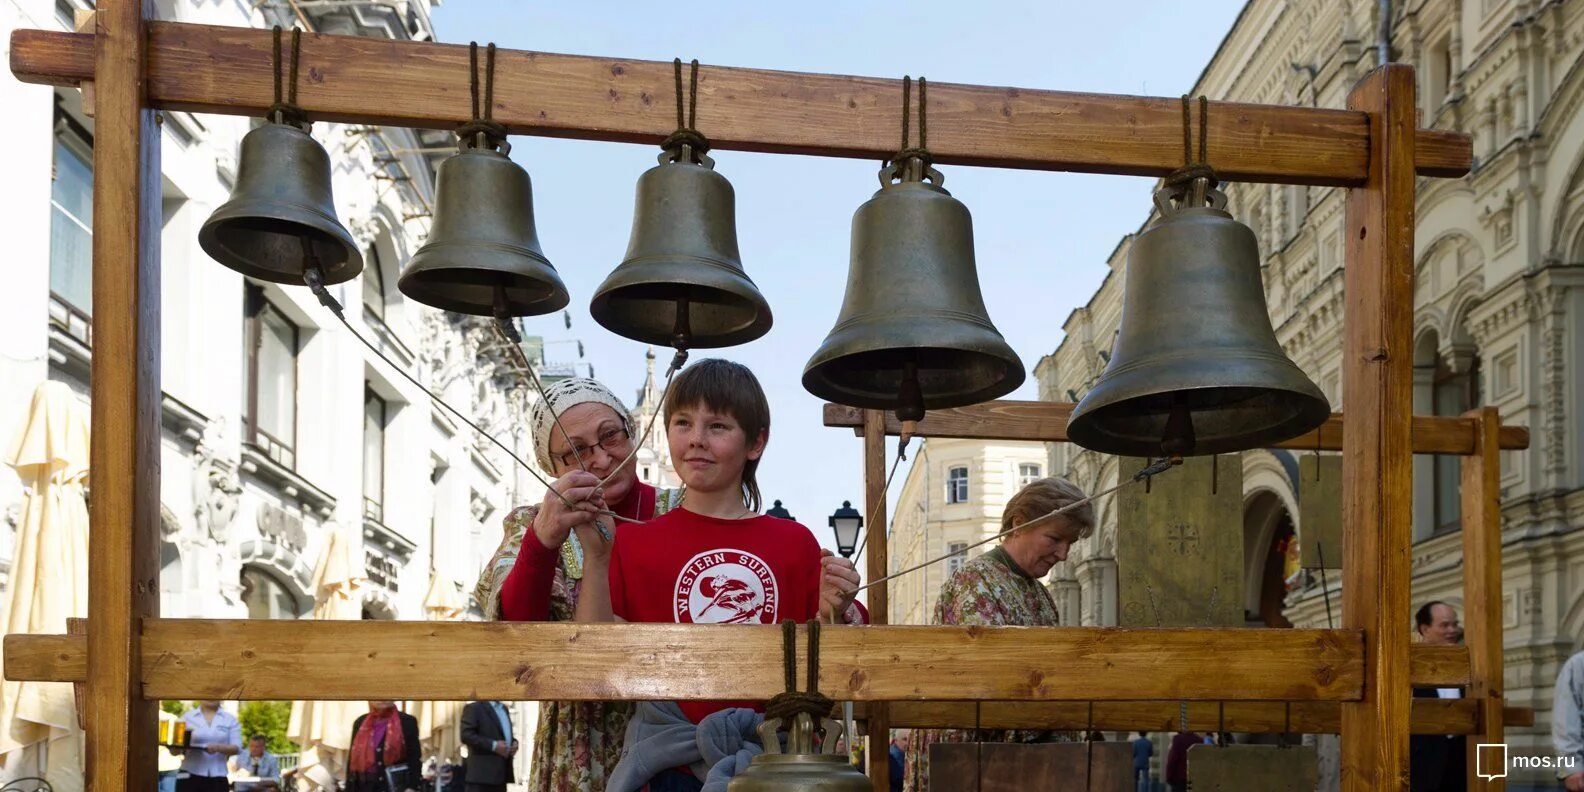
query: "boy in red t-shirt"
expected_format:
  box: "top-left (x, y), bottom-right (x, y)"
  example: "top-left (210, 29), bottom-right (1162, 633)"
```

top-left (583, 359), bottom-right (863, 788)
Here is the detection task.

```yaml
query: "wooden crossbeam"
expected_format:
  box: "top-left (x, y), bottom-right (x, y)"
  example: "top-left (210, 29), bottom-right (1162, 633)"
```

top-left (876, 700), bottom-right (1532, 735)
top-left (8, 23), bottom-right (1472, 185)
top-left (822, 402), bottom-right (1530, 455)
top-left (7, 621), bottom-right (1485, 701)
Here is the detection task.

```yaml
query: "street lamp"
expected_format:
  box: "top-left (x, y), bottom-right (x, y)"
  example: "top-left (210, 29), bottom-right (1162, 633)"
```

top-left (829, 500), bottom-right (863, 559)
top-left (765, 500), bottom-right (794, 521)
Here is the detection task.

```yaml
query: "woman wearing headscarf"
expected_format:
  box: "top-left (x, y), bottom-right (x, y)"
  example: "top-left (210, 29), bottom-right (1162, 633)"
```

top-left (903, 477), bottom-right (1094, 792)
top-left (473, 378), bottom-right (684, 792)
top-left (345, 701), bottom-right (421, 792)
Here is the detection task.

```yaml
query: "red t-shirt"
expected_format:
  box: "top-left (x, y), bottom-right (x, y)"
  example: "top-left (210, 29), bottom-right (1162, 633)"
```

top-left (608, 507), bottom-right (824, 724)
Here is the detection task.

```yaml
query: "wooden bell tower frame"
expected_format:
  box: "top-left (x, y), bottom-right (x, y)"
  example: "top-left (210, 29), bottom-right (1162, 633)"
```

top-left (5, 1), bottom-right (1526, 789)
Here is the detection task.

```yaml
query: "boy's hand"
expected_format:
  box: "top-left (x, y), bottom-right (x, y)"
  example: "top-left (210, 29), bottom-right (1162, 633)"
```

top-left (818, 549), bottom-right (861, 620)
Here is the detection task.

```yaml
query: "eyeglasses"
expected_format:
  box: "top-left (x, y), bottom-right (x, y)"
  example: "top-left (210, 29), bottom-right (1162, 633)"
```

top-left (556, 425), bottom-right (632, 468)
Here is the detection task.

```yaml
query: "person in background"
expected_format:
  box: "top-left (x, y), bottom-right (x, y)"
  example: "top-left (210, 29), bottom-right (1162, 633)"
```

top-left (230, 734), bottom-right (281, 791)
top-left (174, 700), bottom-right (241, 792)
top-left (1165, 730), bottom-right (1201, 792)
top-left (888, 730), bottom-right (910, 792)
top-left (1131, 731), bottom-right (1153, 792)
top-left (1553, 643), bottom-right (1584, 791)
top-left (460, 699), bottom-right (517, 792)
top-left (346, 700), bottom-right (421, 792)
top-left (1410, 601), bottom-right (1466, 792)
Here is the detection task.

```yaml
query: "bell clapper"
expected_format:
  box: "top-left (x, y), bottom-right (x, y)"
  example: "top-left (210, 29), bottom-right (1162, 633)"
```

top-left (1160, 395), bottom-right (1197, 458)
top-left (668, 296), bottom-right (693, 373)
top-left (895, 359), bottom-right (925, 450)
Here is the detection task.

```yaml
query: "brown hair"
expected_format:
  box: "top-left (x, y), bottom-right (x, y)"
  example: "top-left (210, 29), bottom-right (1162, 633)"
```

top-left (664, 358), bottom-right (771, 512)
top-left (1002, 477), bottom-right (1095, 539)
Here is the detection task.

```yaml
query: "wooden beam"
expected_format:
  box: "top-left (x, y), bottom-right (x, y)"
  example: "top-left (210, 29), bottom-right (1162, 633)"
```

top-left (862, 410), bottom-right (890, 790)
top-left (822, 402), bottom-right (1530, 454)
top-left (1340, 64), bottom-right (1417, 792)
top-left (8, 621), bottom-right (1381, 702)
top-left (6, 624), bottom-right (1482, 693)
top-left (1462, 407), bottom-right (1505, 790)
top-left (85, 0), bottom-right (161, 790)
top-left (7, 24), bottom-right (1473, 185)
top-left (878, 699), bottom-right (1532, 735)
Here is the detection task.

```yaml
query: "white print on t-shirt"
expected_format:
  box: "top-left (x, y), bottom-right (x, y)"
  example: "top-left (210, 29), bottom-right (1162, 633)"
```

top-left (673, 548), bottom-right (780, 625)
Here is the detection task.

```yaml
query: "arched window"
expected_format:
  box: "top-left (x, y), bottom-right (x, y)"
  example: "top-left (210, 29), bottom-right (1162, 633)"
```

top-left (240, 565), bottom-right (304, 620)
top-left (362, 243), bottom-right (385, 322)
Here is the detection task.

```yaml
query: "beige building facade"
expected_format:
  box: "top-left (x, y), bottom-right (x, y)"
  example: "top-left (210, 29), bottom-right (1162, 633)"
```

top-left (1036, 0), bottom-right (1584, 783)
top-left (886, 438), bottom-right (1050, 626)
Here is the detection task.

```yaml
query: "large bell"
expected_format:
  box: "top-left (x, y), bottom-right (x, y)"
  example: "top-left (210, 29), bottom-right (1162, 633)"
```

top-left (728, 713), bottom-right (870, 792)
top-left (590, 146), bottom-right (771, 348)
top-left (398, 144), bottom-right (568, 317)
top-left (803, 157), bottom-right (1024, 419)
top-left (1067, 179), bottom-right (1330, 457)
top-left (199, 121), bottom-right (362, 285)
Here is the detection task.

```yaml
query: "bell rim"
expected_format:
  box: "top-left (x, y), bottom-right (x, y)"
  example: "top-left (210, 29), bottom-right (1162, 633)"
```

top-left (1066, 384), bottom-right (1332, 457)
top-left (801, 355), bottom-right (1026, 412)
top-left (197, 208), bottom-right (362, 286)
top-left (406, 238), bottom-right (554, 266)
top-left (589, 256), bottom-right (772, 348)
top-left (396, 266), bottom-right (570, 318)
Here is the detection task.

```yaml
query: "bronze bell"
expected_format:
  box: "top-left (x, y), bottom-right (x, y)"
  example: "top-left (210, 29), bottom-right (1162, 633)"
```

top-left (803, 157), bottom-right (1024, 419)
top-left (199, 121), bottom-right (362, 285)
top-left (398, 142), bottom-right (568, 317)
top-left (728, 713), bottom-right (870, 792)
top-left (590, 145), bottom-right (771, 348)
top-left (1067, 178), bottom-right (1330, 457)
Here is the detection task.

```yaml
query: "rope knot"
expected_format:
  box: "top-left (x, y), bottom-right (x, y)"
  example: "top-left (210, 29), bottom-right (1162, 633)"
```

top-left (457, 120), bottom-right (511, 152)
top-left (267, 102), bottom-right (309, 130)
top-left (662, 127), bottom-right (712, 159)
top-left (764, 691), bottom-right (837, 724)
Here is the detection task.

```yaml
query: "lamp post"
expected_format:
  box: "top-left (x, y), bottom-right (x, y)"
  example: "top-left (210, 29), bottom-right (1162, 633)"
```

top-left (829, 500), bottom-right (863, 559)
top-left (765, 500), bottom-right (794, 521)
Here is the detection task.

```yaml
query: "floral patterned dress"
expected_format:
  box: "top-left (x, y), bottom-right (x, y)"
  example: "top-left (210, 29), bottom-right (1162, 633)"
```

top-left (902, 545), bottom-right (1072, 792)
top-left (473, 488), bottom-right (682, 792)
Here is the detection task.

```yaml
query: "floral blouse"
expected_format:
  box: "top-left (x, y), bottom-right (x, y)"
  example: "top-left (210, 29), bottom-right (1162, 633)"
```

top-left (902, 545), bottom-right (1072, 792)
top-left (473, 488), bottom-right (682, 792)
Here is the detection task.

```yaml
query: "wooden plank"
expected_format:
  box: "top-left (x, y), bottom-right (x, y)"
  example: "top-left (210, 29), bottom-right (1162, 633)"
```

top-left (822, 402), bottom-right (1530, 454)
top-left (7, 24), bottom-right (1472, 185)
top-left (7, 621), bottom-right (1370, 701)
top-left (1299, 454), bottom-right (1344, 569)
top-left (863, 410), bottom-right (889, 791)
top-left (1462, 407), bottom-right (1505, 791)
top-left (881, 700), bottom-right (1533, 735)
top-left (1340, 64), bottom-right (1417, 792)
top-left (85, 1), bottom-right (161, 790)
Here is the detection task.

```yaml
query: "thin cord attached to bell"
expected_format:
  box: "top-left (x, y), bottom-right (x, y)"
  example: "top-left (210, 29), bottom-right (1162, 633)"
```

top-left (854, 457), bottom-right (1179, 594)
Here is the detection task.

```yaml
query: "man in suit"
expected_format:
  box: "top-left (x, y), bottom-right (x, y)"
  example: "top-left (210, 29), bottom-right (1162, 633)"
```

top-left (460, 700), bottom-right (517, 792)
top-left (1410, 601), bottom-right (1466, 791)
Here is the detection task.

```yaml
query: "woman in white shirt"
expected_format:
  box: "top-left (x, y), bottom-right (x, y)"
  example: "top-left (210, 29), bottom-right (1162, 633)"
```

top-left (174, 700), bottom-right (242, 792)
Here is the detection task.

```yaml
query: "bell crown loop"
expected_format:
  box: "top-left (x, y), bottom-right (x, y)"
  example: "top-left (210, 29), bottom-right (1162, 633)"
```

top-left (879, 150), bottom-right (943, 188)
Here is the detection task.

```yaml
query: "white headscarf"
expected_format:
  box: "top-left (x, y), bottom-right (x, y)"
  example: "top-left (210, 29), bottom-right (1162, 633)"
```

top-left (528, 377), bottom-right (634, 471)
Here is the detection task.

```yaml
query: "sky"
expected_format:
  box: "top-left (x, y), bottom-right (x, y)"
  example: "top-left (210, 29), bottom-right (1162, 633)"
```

top-left (433, 1), bottom-right (1248, 553)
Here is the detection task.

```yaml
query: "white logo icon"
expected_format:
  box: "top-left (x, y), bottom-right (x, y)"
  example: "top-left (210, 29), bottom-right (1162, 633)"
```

top-left (674, 549), bottom-right (780, 625)
top-left (1475, 743), bottom-right (1507, 780)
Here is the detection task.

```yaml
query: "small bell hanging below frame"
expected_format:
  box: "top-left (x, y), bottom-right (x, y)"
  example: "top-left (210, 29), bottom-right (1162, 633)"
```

top-left (1066, 175), bottom-right (1330, 457)
top-left (727, 712), bottom-right (870, 792)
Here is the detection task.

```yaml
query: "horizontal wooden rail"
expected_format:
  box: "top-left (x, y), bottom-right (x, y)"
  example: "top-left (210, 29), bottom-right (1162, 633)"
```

top-left (876, 699), bottom-right (1531, 735)
top-left (5, 621), bottom-right (1480, 702)
top-left (823, 402), bottom-right (1530, 455)
top-left (9, 23), bottom-right (1471, 185)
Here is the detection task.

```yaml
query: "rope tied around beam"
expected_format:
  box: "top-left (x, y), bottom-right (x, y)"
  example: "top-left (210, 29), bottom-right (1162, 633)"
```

top-left (1163, 95), bottom-right (1218, 191)
top-left (459, 41), bottom-right (511, 153)
top-left (764, 620), bottom-right (835, 725)
top-left (661, 58), bottom-right (712, 163)
top-left (889, 75), bottom-right (933, 170)
top-left (269, 26), bottom-right (308, 129)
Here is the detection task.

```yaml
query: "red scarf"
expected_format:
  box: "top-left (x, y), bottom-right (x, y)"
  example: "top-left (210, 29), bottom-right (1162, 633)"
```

top-left (349, 705), bottom-right (404, 776)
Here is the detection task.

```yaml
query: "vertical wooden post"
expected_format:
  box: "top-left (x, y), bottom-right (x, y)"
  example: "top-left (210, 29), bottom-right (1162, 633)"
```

top-left (1341, 64), bottom-right (1416, 792)
top-left (1461, 406), bottom-right (1504, 790)
top-left (85, 0), bottom-right (161, 790)
top-left (863, 409), bottom-right (889, 790)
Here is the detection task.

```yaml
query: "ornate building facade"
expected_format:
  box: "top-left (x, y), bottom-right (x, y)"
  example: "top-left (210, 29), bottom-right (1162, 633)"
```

top-left (1037, 0), bottom-right (1584, 784)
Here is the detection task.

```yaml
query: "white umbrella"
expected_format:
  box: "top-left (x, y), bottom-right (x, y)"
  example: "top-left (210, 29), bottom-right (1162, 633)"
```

top-left (0, 381), bottom-right (89, 792)
top-left (287, 523), bottom-right (366, 786)
top-left (415, 572), bottom-right (466, 764)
